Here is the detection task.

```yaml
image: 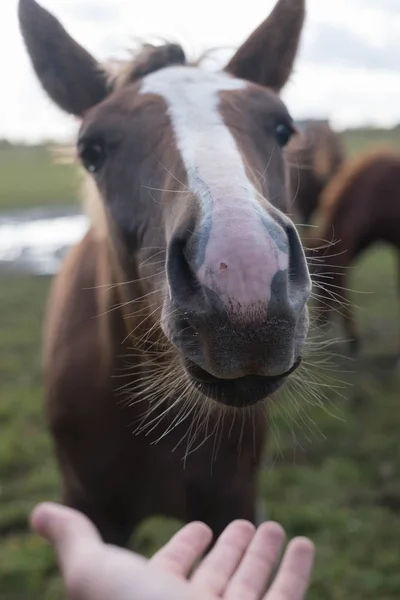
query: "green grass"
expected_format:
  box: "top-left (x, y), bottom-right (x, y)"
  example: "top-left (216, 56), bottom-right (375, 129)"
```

top-left (0, 141), bottom-right (80, 211)
top-left (342, 125), bottom-right (400, 158)
top-left (0, 244), bottom-right (399, 599)
top-left (0, 276), bottom-right (61, 598)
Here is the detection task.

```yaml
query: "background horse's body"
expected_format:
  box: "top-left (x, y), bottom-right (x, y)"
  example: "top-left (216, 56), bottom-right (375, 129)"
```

top-left (307, 149), bottom-right (400, 353)
top-left (288, 120), bottom-right (345, 225)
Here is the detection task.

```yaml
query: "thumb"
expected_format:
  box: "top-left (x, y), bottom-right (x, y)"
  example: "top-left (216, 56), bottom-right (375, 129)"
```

top-left (30, 502), bottom-right (102, 569)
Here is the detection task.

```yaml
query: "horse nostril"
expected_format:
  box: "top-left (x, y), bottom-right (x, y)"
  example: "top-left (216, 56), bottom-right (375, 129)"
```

top-left (166, 234), bottom-right (200, 309)
top-left (286, 222), bottom-right (312, 312)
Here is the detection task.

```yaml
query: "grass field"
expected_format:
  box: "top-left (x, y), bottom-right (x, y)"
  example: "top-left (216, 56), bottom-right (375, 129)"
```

top-left (342, 125), bottom-right (400, 157)
top-left (0, 130), bottom-right (400, 599)
top-left (0, 141), bottom-right (80, 211)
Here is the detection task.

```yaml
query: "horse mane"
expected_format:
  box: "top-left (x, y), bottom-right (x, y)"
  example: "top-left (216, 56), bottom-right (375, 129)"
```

top-left (310, 147), bottom-right (399, 240)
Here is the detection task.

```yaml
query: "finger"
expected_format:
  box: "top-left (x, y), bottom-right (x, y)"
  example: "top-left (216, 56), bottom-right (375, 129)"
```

top-left (265, 537), bottom-right (315, 600)
top-left (150, 521), bottom-right (213, 577)
top-left (225, 522), bottom-right (286, 600)
top-left (30, 502), bottom-right (102, 572)
top-left (191, 520), bottom-right (255, 595)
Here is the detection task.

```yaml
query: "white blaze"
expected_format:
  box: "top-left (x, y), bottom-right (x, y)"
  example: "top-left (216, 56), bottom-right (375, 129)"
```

top-left (139, 65), bottom-right (289, 306)
top-left (139, 66), bottom-right (257, 209)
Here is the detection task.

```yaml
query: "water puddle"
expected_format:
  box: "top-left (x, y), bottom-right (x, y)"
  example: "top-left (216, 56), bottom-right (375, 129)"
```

top-left (0, 208), bottom-right (89, 275)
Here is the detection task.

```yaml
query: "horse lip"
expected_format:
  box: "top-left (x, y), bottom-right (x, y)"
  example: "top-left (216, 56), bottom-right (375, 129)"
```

top-left (185, 356), bottom-right (302, 385)
top-left (183, 356), bottom-right (302, 407)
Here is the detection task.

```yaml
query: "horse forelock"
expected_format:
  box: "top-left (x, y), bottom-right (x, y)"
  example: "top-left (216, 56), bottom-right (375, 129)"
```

top-left (104, 41), bottom-right (187, 90)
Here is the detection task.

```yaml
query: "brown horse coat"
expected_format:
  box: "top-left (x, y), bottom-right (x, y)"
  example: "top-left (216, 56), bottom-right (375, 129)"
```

top-left (19, 0), bottom-right (311, 546)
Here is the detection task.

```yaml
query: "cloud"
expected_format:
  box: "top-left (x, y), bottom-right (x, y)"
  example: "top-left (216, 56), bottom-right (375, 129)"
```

top-left (58, 1), bottom-right (121, 24)
top-left (283, 65), bottom-right (400, 130)
top-left (352, 0), bottom-right (400, 14)
top-left (302, 22), bottom-right (400, 72)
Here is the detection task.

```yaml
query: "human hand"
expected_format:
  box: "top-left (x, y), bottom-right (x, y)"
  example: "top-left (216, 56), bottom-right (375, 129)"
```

top-left (31, 502), bottom-right (315, 600)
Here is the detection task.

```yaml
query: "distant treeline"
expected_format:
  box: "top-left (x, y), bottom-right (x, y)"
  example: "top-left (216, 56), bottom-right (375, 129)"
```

top-left (0, 139), bottom-right (64, 150)
top-left (1, 123), bottom-right (400, 150)
top-left (0, 119), bottom-right (400, 150)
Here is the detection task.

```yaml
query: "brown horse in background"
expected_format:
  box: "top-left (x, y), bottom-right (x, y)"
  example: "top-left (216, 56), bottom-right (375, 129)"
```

top-left (287, 120), bottom-right (345, 225)
top-left (19, 0), bottom-right (311, 547)
top-left (306, 149), bottom-right (400, 355)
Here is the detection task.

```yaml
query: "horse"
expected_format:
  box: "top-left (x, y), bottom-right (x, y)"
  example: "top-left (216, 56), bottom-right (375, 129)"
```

top-left (305, 148), bottom-right (400, 356)
top-left (287, 119), bottom-right (345, 225)
top-left (19, 0), bottom-right (312, 547)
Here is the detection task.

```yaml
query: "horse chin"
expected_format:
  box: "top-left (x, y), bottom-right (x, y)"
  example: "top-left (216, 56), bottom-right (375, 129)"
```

top-left (182, 357), bottom-right (302, 409)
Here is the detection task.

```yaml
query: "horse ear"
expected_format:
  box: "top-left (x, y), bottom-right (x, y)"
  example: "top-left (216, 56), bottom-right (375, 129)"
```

top-left (224, 0), bottom-right (305, 92)
top-left (18, 0), bottom-right (109, 117)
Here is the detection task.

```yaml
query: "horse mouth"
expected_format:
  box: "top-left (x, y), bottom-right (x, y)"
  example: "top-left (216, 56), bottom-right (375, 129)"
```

top-left (183, 357), bottom-right (302, 408)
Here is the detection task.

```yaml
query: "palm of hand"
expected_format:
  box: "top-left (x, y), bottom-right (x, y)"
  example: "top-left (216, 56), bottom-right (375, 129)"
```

top-left (31, 503), bottom-right (314, 600)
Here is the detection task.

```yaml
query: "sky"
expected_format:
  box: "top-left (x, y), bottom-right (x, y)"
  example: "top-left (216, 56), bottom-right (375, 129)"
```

top-left (1, 0), bottom-right (400, 143)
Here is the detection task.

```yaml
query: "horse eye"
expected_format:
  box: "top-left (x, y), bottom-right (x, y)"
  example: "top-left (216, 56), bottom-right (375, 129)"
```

top-left (78, 139), bottom-right (106, 174)
top-left (275, 123), bottom-right (294, 149)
